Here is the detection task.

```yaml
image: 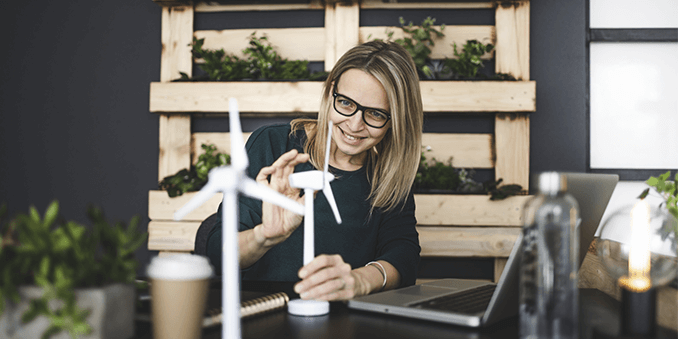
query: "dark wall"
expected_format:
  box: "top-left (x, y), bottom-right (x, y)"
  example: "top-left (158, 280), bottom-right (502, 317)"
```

top-left (0, 0), bottom-right (587, 276)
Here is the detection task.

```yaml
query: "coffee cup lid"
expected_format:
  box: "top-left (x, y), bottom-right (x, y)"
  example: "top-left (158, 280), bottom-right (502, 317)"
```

top-left (147, 254), bottom-right (213, 280)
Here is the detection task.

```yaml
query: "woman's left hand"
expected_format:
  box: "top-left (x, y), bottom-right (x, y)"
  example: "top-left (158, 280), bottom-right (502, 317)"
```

top-left (294, 254), bottom-right (367, 301)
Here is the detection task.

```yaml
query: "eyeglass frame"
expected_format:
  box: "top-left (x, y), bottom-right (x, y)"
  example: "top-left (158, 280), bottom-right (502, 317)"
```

top-left (332, 91), bottom-right (392, 129)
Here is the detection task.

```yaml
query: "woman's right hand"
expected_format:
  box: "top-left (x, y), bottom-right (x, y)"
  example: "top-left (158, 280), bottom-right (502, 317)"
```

top-left (252, 149), bottom-right (309, 247)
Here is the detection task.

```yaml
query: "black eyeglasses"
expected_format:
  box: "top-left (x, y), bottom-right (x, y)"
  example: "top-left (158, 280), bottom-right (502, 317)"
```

top-left (332, 91), bottom-right (391, 128)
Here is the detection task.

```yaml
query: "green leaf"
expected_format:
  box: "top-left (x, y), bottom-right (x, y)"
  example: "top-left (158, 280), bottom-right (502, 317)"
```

top-left (29, 206), bottom-right (41, 224)
top-left (23, 299), bottom-right (47, 323)
top-left (41, 325), bottom-right (63, 339)
top-left (638, 188), bottom-right (650, 199)
top-left (659, 171), bottom-right (671, 181)
top-left (43, 200), bottom-right (59, 228)
top-left (646, 176), bottom-right (659, 186)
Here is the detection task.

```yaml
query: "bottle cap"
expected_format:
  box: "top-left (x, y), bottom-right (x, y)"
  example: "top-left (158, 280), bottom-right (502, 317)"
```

top-left (538, 172), bottom-right (567, 195)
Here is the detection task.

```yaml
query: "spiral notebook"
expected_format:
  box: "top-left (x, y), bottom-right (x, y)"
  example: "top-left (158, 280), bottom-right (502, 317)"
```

top-left (348, 172), bottom-right (619, 327)
top-left (136, 286), bottom-right (289, 327)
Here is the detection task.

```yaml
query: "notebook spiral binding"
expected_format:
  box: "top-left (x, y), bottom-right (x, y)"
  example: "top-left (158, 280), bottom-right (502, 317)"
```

top-left (203, 292), bottom-right (290, 327)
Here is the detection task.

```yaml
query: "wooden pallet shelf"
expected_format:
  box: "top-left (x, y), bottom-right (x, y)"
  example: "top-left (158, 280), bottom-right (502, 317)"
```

top-left (149, 1), bottom-right (533, 282)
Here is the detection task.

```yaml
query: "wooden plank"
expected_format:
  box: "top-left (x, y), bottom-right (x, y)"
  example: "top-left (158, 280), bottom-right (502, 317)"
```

top-left (421, 133), bottom-right (493, 169)
top-left (578, 250), bottom-right (621, 300)
top-left (334, 2), bottom-right (360, 61)
top-left (150, 80), bottom-right (535, 113)
top-left (149, 190), bottom-right (531, 226)
top-left (195, 28), bottom-right (325, 62)
top-left (148, 220), bottom-right (201, 251)
top-left (149, 190), bottom-right (222, 221)
top-left (360, 1), bottom-right (494, 9)
top-left (159, 6), bottom-right (193, 181)
top-left (359, 26), bottom-right (495, 60)
top-left (150, 81), bottom-right (323, 113)
top-left (495, 1), bottom-right (530, 80)
top-left (194, 2), bottom-right (324, 12)
top-left (420, 81), bottom-right (536, 112)
top-left (494, 113), bottom-right (530, 188)
top-left (160, 6), bottom-right (193, 82)
top-left (190, 132), bottom-right (492, 168)
top-left (158, 115), bottom-right (191, 181)
top-left (417, 226), bottom-right (521, 257)
top-left (494, 257), bottom-right (508, 283)
top-left (414, 194), bottom-right (531, 226)
top-left (324, 3), bottom-right (336, 71)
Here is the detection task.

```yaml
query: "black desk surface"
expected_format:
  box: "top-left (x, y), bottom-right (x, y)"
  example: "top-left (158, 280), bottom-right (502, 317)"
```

top-left (135, 281), bottom-right (677, 339)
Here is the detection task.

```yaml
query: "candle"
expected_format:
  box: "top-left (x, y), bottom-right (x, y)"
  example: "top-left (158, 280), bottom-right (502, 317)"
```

top-left (618, 199), bottom-right (656, 338)
top-left (619, 200), bottom-right (652, 292)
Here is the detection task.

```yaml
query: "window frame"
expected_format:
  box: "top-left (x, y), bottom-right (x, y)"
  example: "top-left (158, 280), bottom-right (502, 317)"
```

top-left (585, 0), bottom-right (678, 180)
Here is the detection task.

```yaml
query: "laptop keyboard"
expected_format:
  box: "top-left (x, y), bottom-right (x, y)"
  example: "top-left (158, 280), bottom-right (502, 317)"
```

top-left (409, 284), bottom-right (497, 314)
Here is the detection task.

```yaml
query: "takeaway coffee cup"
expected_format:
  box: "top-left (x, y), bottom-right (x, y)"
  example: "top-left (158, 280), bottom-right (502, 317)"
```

top-left (146, 254), bottom-right (213, 339)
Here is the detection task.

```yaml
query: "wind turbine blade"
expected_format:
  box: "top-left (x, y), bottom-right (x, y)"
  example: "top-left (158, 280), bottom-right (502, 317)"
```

top-left (240, 178), bottom-right (305, 216)
top-left (174, 182), bottom-right (219, 221)
top-left (322, 183), bottom-right (342, 224)
top-left (229, 98), bottom-right (248, 171)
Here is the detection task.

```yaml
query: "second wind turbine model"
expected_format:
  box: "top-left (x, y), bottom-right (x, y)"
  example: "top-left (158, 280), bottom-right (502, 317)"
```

top-left (287, 120), bottom-right (343, 316)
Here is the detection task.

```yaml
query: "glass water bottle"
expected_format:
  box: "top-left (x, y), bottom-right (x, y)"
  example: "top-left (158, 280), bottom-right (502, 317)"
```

top-left (519, 172), bottom-right (580, 339)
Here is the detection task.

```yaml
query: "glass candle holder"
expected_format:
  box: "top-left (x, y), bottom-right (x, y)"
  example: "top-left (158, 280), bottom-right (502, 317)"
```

top-left (596, 200), bottom-right (678, 337)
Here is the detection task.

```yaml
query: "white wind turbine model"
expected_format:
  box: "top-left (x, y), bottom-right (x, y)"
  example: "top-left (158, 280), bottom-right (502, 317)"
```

top-left (287, 120), bottom-right (343, 316)
top-left (174, 98), bottom-right (305, 339)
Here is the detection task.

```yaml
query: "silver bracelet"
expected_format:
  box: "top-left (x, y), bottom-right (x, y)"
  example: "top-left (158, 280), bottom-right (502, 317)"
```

top-left (365, 261), bottom-right (387, 291)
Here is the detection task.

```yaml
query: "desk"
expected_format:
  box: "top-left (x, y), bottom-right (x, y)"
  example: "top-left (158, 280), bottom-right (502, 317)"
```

top-left (134, 282), bottom-right (677, 339)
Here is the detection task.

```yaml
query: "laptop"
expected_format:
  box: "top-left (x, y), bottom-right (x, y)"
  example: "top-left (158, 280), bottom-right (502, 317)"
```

top-left (347, 172), bottom-right (619, 327)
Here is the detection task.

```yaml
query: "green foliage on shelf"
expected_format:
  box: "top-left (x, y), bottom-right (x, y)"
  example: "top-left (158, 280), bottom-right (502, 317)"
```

top-left (390, 17), bottom-right (445, 79)
top-left (159, 144), bottom-right (230, 197)
top-left (483, 179), bottom-right (524, 201)
top-left (381, 17), bottom-right (516, 81)
top-left (415, 152), bottom-right (461, 191)
top-left (640, 171), bottom-right (678, 249)
top-left (444, 40), bottom-right (494, 79)
top-left (0, 201), bottom-right (146, 338)
top-left (179, 33), bottom-right (328, 81)
top-left (414, 147), bottom-right (524, 200)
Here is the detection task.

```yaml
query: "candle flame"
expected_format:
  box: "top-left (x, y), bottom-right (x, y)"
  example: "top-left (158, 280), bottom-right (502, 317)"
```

top-left (619, 200), bottom-right (652, 292)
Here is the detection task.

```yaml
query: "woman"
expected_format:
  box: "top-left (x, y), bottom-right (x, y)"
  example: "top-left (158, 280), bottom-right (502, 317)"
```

top-left (207, 40), bottom-right (423, 301)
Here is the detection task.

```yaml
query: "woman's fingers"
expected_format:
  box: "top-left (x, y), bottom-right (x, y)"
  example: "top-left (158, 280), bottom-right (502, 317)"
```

top-left (256, 149), bottom-right (309, 190)
top-left (294, 255), bottom-right (355, 300)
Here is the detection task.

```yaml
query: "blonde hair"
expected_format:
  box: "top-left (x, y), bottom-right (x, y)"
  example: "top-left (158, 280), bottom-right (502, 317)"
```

top-left (291, 40), bottom-right (423, 212)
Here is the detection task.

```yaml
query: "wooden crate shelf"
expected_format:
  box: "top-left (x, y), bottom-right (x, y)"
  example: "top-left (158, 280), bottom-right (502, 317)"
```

top-left (150, 1), bottom-right (533, 282)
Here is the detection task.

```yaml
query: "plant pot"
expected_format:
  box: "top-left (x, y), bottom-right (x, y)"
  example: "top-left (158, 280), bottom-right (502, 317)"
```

top-left (0, 283), bottom-right (135, 339)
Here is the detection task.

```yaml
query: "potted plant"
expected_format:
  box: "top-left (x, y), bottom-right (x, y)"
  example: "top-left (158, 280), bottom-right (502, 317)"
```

top-left (0, 201), bottom-right (147, 339)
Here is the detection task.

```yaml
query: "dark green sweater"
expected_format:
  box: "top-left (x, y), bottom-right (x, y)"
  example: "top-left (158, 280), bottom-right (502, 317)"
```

top-left (206, 124), bottom-right (420, 287)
